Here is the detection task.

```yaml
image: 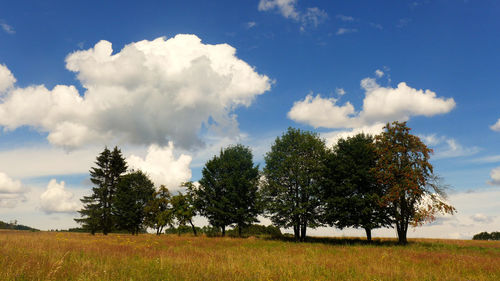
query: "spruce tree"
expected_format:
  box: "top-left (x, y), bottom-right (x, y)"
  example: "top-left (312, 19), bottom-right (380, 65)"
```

top-left (75, 146), bottom-right (127, 235)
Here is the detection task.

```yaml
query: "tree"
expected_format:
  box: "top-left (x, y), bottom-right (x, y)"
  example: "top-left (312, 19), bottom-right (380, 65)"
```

top-left (196, 144), bottom-right (260, 237)
top-left (75, 147), bottom-right (127, 235)
top-left (171, 192), bottom-right (198, 236)
top-left (144, 185), bottom-right (174, 235)
top-left (262, 128), bottom-right (327, 241)
top-left (374, 121), bottom-right (456, 244)
top-left (113, 170), bottom-right (156, 235)
top-left (322, 133), bottom-right (392, 241)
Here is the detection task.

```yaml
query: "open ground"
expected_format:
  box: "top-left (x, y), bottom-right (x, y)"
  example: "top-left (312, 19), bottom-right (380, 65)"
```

top-left (1, 230), bottom-right (499, 280)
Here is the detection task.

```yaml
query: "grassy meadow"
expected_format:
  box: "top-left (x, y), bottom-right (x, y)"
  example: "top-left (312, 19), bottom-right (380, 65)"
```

top-left (1, 230), bottom-right (499, 281)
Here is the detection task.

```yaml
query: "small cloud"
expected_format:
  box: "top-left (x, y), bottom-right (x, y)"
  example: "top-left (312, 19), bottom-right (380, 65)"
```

top-left (336, 14), bottom-right (354, 22)
top-left (335, 88), bottom-right (346, 96)
top-left (0, 21), bottom-right (15, 34)
top-left (375, 69), bottom-right (384, 78)
top-left (258, 0), bottom-right (327, 31)
top-left (397, 18), bottom-right (412, 28)
top-left (370, 22), bottom-right (383, 30)
top-left (301, 7), bottom-right (328, 29)
top-left (246, 21), bottom-right (257, 29)
top-left (470, 213), bottom-right (495, 224)
top-left (336, 28), bottom-right (357, 35)
top-left (488, 167), bottom-right (500, 186)
top-left (77, 42), bottom-right (85, 49)
top-left (420, 134), bottom-right (480, 160)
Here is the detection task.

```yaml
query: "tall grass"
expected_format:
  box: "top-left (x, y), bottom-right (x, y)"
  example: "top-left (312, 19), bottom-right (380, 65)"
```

top-left (0, 230), bottom-right (499, 280)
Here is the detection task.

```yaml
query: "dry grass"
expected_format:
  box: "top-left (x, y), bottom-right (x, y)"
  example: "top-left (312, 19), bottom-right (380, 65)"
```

top-left (0, 230), bottom-right (499, 280)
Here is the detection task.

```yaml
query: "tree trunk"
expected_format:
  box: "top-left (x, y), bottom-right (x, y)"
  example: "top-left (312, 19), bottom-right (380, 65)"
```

top-left (397, 225), bottom-right (408, 245)
top-left (300, 222), bottom-right (307, 242)
top-left (293, 224), bottom-right (300, 241)
top-left (365, 228), bottom-right (372, 242)
top-left (221, 225), bottom-right (226, 237)
top-left (189, 220), bottom-right (197, 236)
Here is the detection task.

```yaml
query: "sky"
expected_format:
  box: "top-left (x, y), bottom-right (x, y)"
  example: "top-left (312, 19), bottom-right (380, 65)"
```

top-left (0, 0), bottom-right (499, 239)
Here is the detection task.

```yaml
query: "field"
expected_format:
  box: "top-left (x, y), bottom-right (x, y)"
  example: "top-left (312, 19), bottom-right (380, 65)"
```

top-left (1, 230), bottom-right (499, 280)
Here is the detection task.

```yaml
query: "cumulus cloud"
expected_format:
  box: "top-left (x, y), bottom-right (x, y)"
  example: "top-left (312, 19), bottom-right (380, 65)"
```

top-left (0, 35), bottom-right (271, 150)
top-left (0, 64), bottom-right (16, 93)
top-left (258, 0), bottom-right (327, 30)
top-left (40, 179), bottom-right (80, 213)
top-left (375, 69), bottom-right (384, 78)
top-left (322, 123), bottom-right (385, 147)
top-left (126, 142), bottom-right (192, 190)
top-left (0, 172), bottom-right (26, 208)
top-left (289, 76), bottom-right (456, 130)
top-left (488, 167), bottom-right (500, 186)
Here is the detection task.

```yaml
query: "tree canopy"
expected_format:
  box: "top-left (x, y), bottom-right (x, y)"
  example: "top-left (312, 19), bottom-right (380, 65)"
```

top-left (374, 121), bottom-right (456, 244)
top-left (262, 127), bottom-right (327, 241)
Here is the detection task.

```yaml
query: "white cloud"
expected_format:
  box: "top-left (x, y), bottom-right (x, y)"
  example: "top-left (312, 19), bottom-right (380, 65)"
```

top-left (375, 69), bottom-right (384, 78)
top-left (420, 134), bottom-right (480, 159)
top-left (336, 14), bottom-right (354, 22)
top-left (0, 22), bottom-right (14, 34)
top-left (0, 172), bottom-right (26, 208)
top-left (470, 213), bottom-right (495, 224)
top-left (258, 0), bottom-right (327, 30)
top-left (40, 179), bottom-right (80, 213)
top-left (490, 119), bottom-right (500, 131)
top-left (322, 123), bottom-right (385, 147)
top-left (336, 28), bottom-right (358, 35)
top-left (488, 167), bottom-right (500, 186)
top-left (127, 142), bottom-right (192, 191)
top-left (335, 88), bottom-right (345, 96)
top-left (258, 0), bottom-right (300, 20)
top-left (0, 64), bottom-right (16, 94)
top-left (0, 35), bottom-right (271, 150)
top-left (370, 22), bottom-right (383, 30)
top-left (289, 77), bottom-right (455, 130)
top-left (246, 21), bottom-right (257, 29)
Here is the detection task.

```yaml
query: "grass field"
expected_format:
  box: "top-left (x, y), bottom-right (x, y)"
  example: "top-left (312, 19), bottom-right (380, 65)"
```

top-left (1, 230), bottom-right (499, 280)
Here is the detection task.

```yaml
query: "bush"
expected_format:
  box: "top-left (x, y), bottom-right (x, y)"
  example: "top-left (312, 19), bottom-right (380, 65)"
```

top-left (227, 224), bottom-right (282, 238)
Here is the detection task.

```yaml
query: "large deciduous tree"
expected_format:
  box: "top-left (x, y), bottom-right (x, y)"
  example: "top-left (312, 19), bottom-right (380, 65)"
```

top-left (75, 147), bottom-right (127, 235)
top-left (322, 133), bottom-right (392, 241)
top-left (196, 144), bottom-right (260, 237)
top-left (171, 186), bottom-right (198, 236)
top-left (113, 170), bottom-right (156, 235)
top-left (262, 128), bottom-right (327, 241)
top-left (374, 121), bottom-right (456, 244)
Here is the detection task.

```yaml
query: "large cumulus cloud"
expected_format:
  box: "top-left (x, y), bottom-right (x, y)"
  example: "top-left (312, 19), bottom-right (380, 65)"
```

top-left (0, 34), bottom-right (271, 149)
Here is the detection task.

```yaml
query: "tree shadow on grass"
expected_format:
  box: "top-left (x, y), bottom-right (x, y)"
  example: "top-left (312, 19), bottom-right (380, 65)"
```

top-left (266, 235), bottom-right (407, 247)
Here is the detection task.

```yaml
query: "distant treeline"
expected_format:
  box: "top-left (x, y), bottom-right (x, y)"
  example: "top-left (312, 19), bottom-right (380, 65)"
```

top-left (0, 220), bottom-right (39, 231)
top-left (472, 232), bottom-right (500, 240)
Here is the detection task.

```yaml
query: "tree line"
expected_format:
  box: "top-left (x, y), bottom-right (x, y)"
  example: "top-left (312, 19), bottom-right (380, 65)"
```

top-left (75, 121), bottom-right (456, 244)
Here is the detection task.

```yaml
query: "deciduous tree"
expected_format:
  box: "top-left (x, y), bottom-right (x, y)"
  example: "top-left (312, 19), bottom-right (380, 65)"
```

top-left (374, 122), bottom-right (455, 244)
top-left (144, 185), bottom-right (174, 235)
top-left (262, 128), bottom-right (327, 241)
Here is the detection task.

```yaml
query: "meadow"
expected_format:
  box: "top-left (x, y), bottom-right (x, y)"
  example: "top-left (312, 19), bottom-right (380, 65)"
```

top-left (1, 230), bottom-right (499, 281)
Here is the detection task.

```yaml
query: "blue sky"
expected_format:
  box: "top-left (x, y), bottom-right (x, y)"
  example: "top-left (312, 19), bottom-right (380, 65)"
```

top-left (0, 0), bottom-right (499, 238)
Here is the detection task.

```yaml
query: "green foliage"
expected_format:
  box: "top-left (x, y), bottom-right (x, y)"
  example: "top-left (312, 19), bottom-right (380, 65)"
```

top-left (262, 127), bottom-right (328, 241)
top-left (473, 231), bottom-right (500, 240)
top-left (75, 146), bottom-right (127, 235)
top-left (196, 144), bottom-right (260, 236)
top-left (171, 184), bottom-right (198, 236)
top-left (144, 185), bottom-right (174, 235)
top-left (322, 133), bottom-right (391, 241)
top-left (113, 170), bottom-right (156, 235)
top-left (227, 224), bottom-right (282, 238)
top-left (0, 220), bottom-right (39, 231)
top-left (374, 122), bottom-right (455, 244)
